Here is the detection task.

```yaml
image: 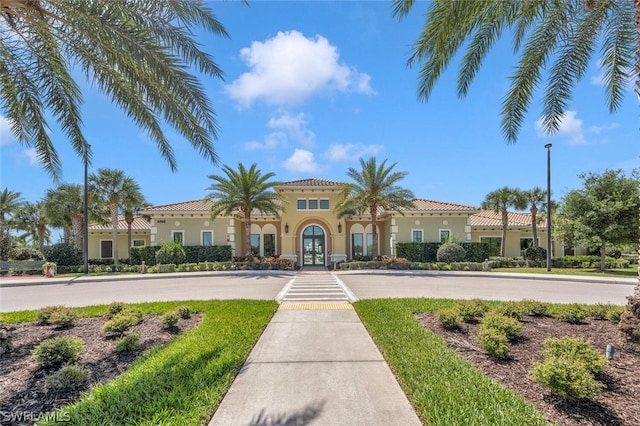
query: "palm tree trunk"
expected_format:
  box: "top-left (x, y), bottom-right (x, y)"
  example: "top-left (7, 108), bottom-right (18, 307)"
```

top-left (244, 211), bottom-right (252, 260)
top-left (531, 206), bottom-right (539, 248)
top-left (110, 201), bottom-right (119, 265)
top-left (126, 219), bottom-right (133, 259)
top-left (500, 209), bottom-right (508, 257)
top-left (599, 243), bottom-right (606, 272)
top-left (71, 214), bottom-right (83, 248)
top-left (37, 224), bottom-right (45, 254)
top-left (370, 203), bottom-right (378, 259)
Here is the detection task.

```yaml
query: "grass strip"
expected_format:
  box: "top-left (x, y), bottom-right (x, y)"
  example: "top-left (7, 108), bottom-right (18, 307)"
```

top-left (354, 298), bottom-right (550, 426)
top-left (14, 299), bottom-right (279, 425)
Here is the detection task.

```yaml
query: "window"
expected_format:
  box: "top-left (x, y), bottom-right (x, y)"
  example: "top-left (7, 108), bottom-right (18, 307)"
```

top-left (352, 233), bottom-right (363, 258)
top-left (480, 237), bottom-right (501, 257)
top-left (264, 234), bottom-right (276, 257)
top-left (202, 231), bottom-right (213, 246)
top-left (133, 240), bottom-right (145, 247)
top-left (250, 234), bottom-right (260, 257)
top-left (412, 229), bottom-right (423, 243)
top-left (320, 199), bottom-right (329, 209)
top-left (297, 199), bottom-right (306, 210)
top-left (308, 199), bottom-right (318, 209)
top-left (100, 240), bottom-right (113, 258)
top-left (439, 229), bottom-right (451, 242)
top-left (172, 231), bottom-right (184, 244)
top-left (366, 233), bottom-right (373, 256)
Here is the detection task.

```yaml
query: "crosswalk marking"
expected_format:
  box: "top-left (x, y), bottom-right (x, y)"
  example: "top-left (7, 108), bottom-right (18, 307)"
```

top-left (277, 272), bottom-right (356, 303)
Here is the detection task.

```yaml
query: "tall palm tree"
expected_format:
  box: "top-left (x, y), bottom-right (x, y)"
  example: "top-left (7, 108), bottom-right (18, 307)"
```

top-left (1, 0), bottom-right (228, 178)
top-left (206, 163), bottom-right (285, 260)
top-left (524, 187), bottom-right (548, 248)
top-left (90, 169), bottom-right (141, 265)
top-left (14, 201), bottom-right (50, 254)
top-left (0, 188), bottom-right (24, 236)
top-left (44, 184), bottom-right (84, 247)
top-left (394, 0), bottom-right (640, 350)
top-left (120, 184), bottom-right (147, 259)
top-left (481, 187), bottom-right (527, 257)
top-left (334, 157), bottom-right (415, 259)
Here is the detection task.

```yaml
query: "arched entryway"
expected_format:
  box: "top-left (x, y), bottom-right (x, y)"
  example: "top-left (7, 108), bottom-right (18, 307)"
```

top-left (302, 225), bottom-right (325, 266)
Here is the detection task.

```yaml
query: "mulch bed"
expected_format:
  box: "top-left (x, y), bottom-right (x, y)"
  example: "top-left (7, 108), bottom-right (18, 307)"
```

top-left (418, 313), bottom-right (640, 426)
top-left (0, 314), bottom-right (201, 425)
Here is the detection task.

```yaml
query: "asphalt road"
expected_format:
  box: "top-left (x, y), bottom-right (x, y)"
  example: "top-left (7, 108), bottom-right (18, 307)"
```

top-left (1, 270), bottom-right (635, 312)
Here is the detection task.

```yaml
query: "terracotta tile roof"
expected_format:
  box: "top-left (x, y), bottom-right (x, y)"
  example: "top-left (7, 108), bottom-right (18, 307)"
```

top-left (406, 198), bottom-right (480, 212)
top-left (141, 199), bottom-right (214, 213)
top-left (89, 215), bottom-right (150, 231)
top-left (470, 210), bottom-right (546, 228)
top-left (278, 178), bottom-right (344, 188)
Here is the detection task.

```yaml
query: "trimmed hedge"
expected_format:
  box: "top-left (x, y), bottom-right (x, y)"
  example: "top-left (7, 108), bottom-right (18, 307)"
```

top-left (129, 245), bottom-right (232, 266)
top-left (396, 242), bottom-right (490, 263)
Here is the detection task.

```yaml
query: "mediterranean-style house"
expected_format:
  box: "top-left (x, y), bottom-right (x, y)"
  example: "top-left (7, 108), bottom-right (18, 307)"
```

top-left (88, 178), bottom-right (558, 264)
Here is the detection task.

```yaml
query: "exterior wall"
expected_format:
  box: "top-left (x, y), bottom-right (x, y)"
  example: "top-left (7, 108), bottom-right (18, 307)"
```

top-left (393, 214), bottom-right (470, 243)
top-left (88, 231), bottom-right (150, 259)
top-left (472, 228), bottom-right (556, 258)
top-left (149, 214), bottom-right (228, 247)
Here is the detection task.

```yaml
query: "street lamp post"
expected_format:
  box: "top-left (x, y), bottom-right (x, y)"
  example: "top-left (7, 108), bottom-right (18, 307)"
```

top-left (545, 143), bottom-right (552, 272)
top-left (83, 157), bottom-right (89, 275)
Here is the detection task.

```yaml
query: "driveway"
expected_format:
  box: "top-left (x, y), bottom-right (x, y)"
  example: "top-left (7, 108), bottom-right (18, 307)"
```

top-left (337, 270), bottom-right (635, 305)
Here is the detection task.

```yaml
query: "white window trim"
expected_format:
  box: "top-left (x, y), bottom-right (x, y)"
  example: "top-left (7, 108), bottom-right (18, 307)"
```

top-left (100, 239), bottom-right (113, 258)
top-left (411, 229), bottom-right (423, 243)
top-left (201, 230), bottom-right (214, 246)
top-left (172, 230), bottom-right (184, 243)
top-left (439, 229), bottom-right (451, 242)
top-left (308, 199), bottom-right (319, 210)
top-left (296, 198), bottom-right (307, 210)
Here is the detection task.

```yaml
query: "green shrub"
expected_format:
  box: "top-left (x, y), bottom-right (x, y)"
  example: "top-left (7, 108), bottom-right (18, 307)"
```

top-left (45, 364), bottom-right (90, 391)
top-left (37, 305), bottom-right (66, 324)
top-left (531, 337), bottom-right (606, 400)
top-left (587, 303), bottom-right (617, 320)
top-left (520, 300), bottom-right (549, 317)
top-left (102, 310), bottom-right (142, 335)
top-left (436, 308), bottom-right (462, 331)
top-left (32, 336), bottom-right (83, 368)
top-left (477, 327), bottom-right (511, 359)
top-left (161, 311), bottom-right (180, 328)
top-left (130, 246), bottom-right (160, 266)
top-left (457, 299), bottom-right (489, 323)
top-left (108, 302), bottom-right (127, 317)
top-left (114, 332), bottom-right (141, 352)
top-left (558, 303), bottom-right (588, 324)
top-left (492, 301), bottom-right (526, 320)
top-left (156, 241), bottom-right (186, 265)
top-left (480, 312), bottom-right (523, 341)
top-left (523, 246), bottom-right (547, 262)
top-left (43, 243), bottom-right (82, 266)
top-left (607, 307), bottom-right (625, 323)
top-left (11, 247), bottom-right (44, 261)
top-left (176, 262), bottom-right (199, 272)
top-left (177, 305), bottom-right (192, 319)
top-left (48, 307), bottom-right (77, 328)
top-left (436, 243), bottom-right (467, 264)
top-left (542, 337), bottom-right (606, 373)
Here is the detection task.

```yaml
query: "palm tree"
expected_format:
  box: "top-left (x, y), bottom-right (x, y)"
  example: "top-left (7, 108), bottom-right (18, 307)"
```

top-left (44, 184), bottom-right (84, 246)
top-left (524, 187), bottom-right (548, 248)
top-left (0, 188), bottom-right (24, 236)
top-left (334, 157), bottom-right (415, 259)
top-left (90, 169), bottom-right (141, 265)
top-left (481, 187), bottom-right (527, 257)
top-left (120, 184), bottom-right (147, 259)
top-left (394, 0), bottom-right (640, 350)
top-left (1, 0), bottom-right (228, 178)
top-left (206, 163), bottom-right (285, 260)
top-left (14, 201), bottom-right (50, 254)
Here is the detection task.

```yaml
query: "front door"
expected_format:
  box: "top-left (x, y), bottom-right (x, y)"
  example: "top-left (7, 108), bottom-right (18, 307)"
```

top-left (302, 225), bottom-right (325, 265)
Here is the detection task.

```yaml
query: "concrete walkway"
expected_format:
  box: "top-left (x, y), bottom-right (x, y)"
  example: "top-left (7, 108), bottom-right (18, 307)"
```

top-left (209, 305), bottom-right (421, 426)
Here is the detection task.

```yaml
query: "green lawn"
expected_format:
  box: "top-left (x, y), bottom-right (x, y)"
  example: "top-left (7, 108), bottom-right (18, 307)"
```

top-left (2, 300), bottom-right (278, 426)
top-left (354, 298), bottom-right (550, 426)
top-left (493, 267), bottom-right (637, 278)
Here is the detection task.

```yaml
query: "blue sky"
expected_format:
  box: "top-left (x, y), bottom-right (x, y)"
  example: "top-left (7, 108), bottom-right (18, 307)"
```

top-left (1, 1), bottom-right (638, 216)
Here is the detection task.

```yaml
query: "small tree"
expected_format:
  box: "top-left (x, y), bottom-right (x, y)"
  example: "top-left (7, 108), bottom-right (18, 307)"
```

top-left (481, 187), bottom-right (527, 257)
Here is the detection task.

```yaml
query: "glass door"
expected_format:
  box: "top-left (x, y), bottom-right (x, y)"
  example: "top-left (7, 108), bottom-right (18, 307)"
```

top-left (302, 225), bottom-right (325, 265)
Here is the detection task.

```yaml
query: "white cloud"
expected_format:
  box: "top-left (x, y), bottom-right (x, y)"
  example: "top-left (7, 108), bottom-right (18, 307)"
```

top-left (588, 122), bottom-right (619, 134)
top-left (0, 115), bottom-right (16, 145)
top-left (535, 110), bottom-right (586, 146)
top-left (282, 149), bottom-right (319, 173)
top-left (225, 30), bottom-right (375, 107)
top-left (22, 148), bottom-right (41, 166)
top-left (244, 132), bottom-right (286, 151)
top-left (267, 112), bottom-right (315, 147)
top-left (323, 143), bottom-right (382, 162)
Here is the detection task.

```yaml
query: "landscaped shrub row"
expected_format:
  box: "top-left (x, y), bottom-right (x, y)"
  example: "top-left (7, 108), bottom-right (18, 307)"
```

top-left (552, 255), bottom-right (630, 269)
top-left (129, 245), bottom-right (232, 266)
top-left (339, 260), bottom-right (486, 271)
top-left (396, 242), bottom-right (491, 263)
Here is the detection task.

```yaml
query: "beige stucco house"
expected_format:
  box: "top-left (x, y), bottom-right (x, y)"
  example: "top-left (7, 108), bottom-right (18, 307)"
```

top-left (88, 178), bottom-right (555, 264)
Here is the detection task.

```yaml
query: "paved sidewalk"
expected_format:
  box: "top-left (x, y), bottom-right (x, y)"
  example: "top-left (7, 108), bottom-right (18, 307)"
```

top-left (209, 305), bottom-right (422, 426)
